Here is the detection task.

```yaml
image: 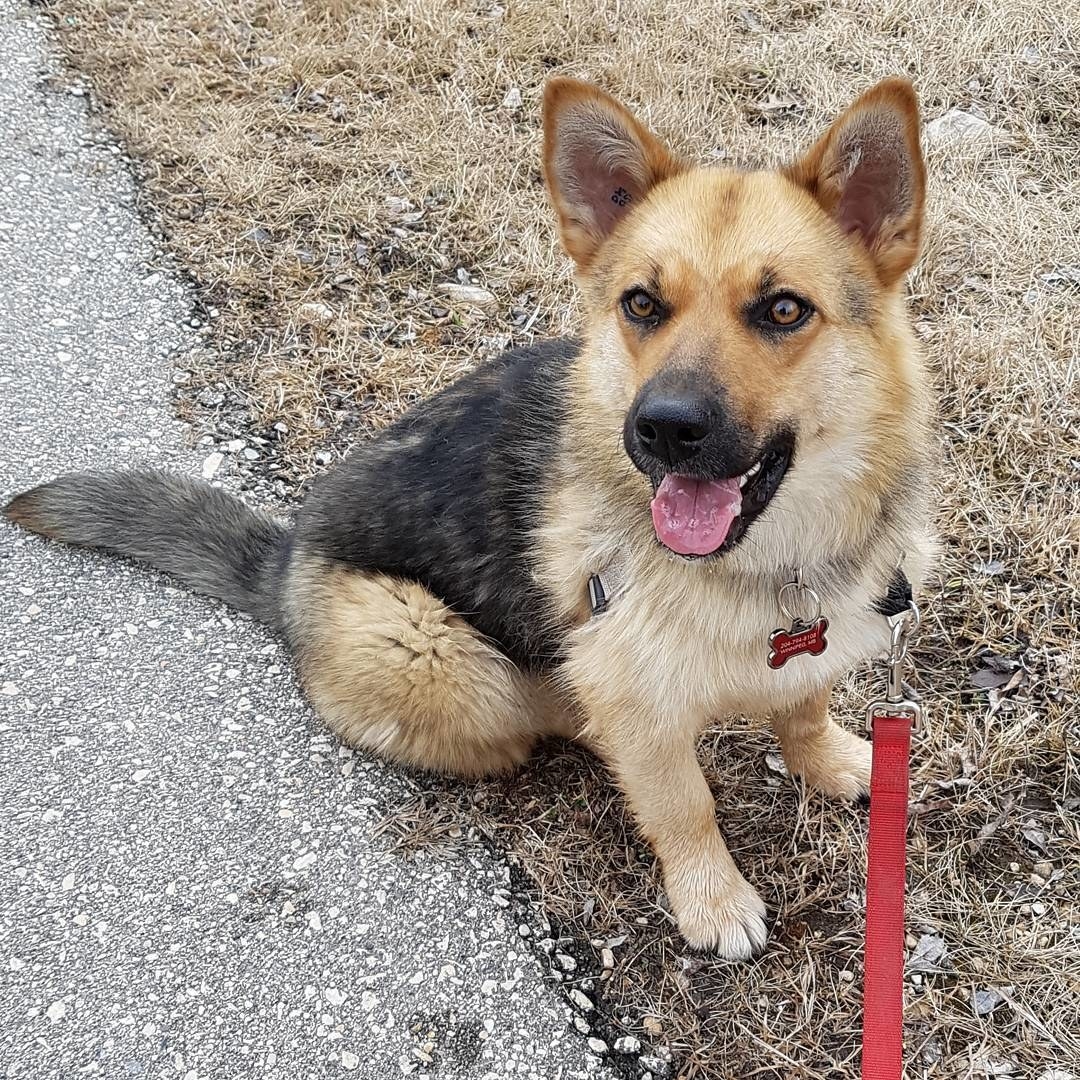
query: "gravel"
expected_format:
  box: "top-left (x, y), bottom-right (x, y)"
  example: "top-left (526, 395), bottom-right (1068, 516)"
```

top-left (0, 3), bottom-right (613, 1078)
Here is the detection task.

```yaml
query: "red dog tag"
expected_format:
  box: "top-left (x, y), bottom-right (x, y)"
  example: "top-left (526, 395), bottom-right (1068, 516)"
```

top-left (768, 617), bottom-right (829, 669)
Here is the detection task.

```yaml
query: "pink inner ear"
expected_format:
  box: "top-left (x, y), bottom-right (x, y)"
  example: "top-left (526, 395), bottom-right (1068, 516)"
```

top-left (833, 130), bottom-right (912, 247)
top-left (569, 146), bottom-right (642, 236)
top-left (837, 175), bottom-right (889, 241)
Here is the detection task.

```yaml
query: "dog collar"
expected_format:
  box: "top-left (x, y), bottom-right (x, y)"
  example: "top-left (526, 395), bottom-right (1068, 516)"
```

top-left (587, 561), bottom-right (913, 659)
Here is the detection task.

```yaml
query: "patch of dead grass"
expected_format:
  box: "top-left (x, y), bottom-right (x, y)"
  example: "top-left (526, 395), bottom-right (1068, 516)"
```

top-left (42, 0), bottom-right (1080, 1075)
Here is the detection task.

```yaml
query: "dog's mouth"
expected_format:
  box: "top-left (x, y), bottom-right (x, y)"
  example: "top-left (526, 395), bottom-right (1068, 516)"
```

top-left (648, 433), bottom-right (795, 558)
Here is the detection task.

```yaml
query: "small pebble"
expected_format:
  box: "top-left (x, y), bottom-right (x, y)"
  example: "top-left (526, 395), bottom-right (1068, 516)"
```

top-left (201, 452), bottom-right (224, 479)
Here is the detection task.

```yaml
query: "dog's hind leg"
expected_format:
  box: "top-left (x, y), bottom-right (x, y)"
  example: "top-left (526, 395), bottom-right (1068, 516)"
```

top-left (284, 561), bottom-right (562, 778)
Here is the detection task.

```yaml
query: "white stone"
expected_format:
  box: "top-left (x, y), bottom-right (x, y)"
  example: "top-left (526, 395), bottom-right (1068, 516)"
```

top-left (201, 452), bottom-right (224, 479)
top-left (925, 109), bottom-right (1001, 148)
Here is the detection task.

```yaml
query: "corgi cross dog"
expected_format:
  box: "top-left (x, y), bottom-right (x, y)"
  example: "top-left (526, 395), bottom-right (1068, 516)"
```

top-left (5, 77), bottom-right (935, 959)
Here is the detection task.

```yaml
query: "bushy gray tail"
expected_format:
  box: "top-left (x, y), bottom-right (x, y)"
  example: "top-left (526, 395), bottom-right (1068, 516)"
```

top-left (4, 471), bottom-right (288, 626)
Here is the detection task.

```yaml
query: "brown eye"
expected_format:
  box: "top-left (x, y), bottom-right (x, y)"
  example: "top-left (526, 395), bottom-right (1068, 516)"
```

top-left (624, 290), bottom-right (657, 321)
top-left (768, 296), bottom-right (807, 326)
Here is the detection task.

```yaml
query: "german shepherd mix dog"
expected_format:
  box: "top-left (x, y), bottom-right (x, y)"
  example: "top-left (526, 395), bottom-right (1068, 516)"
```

top-left (5, 78), bottom-right (934, 959)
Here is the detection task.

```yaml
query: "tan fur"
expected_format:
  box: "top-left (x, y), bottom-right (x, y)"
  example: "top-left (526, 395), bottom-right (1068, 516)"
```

top-left (285, 559), bottom-right (576, 778)
top-left (770, 685), bottom-right (875, 801)
top-left (271, 80), bottom-right (935, 959)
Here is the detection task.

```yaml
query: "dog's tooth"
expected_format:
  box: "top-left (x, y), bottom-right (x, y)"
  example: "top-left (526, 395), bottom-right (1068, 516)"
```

top-left (738, 460), bottom-right (763, 488)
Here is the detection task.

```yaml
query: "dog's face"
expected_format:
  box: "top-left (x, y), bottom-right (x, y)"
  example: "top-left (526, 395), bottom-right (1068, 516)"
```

top-left (543, 79), bottom-right (927, 564)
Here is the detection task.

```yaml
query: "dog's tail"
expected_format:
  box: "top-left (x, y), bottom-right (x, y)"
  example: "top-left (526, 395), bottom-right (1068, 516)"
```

top-left (3, 471), bottom-right (288, 626)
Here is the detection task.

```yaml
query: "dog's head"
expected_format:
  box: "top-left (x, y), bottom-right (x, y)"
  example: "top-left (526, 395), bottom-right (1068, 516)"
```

top-left (543, 78), bottom-right (928, 566)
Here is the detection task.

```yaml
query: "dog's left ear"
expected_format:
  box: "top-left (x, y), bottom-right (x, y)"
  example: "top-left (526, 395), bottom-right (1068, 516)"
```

top-left (785, 79), bottom-right (926, 286)
top-left (543, 78), bottom-right (684, 268)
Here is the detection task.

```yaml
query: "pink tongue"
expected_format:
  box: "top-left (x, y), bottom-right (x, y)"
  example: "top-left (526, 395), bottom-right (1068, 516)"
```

top-left (650, 474), bottom-right (743, 556)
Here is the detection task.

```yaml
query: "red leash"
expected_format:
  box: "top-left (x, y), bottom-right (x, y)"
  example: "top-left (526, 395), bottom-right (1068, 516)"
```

top-left (862, 605), bottom-right (921, 1080)
top-left (766, 569), bottom-right (921, 1079)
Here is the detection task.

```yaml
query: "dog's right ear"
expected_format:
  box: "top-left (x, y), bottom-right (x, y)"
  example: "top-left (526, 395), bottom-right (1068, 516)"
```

top-left (542, 79), bottom-right (683, 268)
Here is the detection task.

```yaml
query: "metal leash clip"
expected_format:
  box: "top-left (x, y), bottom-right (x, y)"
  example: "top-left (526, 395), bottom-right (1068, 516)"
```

top-left (866, 603), bottom-right (923, 733)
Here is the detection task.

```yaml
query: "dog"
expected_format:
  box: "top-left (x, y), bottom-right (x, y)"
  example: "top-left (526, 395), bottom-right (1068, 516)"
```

top-left (4, 77), bottom-right (935, 959)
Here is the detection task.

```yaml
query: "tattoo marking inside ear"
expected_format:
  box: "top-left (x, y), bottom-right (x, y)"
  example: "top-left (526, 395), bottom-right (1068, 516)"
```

top-left (611, 187), bottom-right (631, 206)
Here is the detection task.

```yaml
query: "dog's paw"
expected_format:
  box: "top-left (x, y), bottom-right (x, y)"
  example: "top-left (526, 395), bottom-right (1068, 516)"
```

top-left (669, 871), bottom-right (769, 959)
top-left (790, 726), bottom-right (873, 801)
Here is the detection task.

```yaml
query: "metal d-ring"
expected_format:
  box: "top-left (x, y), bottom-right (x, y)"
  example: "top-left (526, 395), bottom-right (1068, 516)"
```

top-left (778, 573), bottom-right (823, 628)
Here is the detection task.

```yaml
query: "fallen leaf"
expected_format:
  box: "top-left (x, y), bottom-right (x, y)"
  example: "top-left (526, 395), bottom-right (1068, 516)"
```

top-left (968, 794), bottom-right (1016, 855)
top-left (1042, 265), bottom-right (1080, 287)
top-left (972, 985), bottom-right (1013, 1016)
top-left (746, 91), bottom-right (801, 116)
top-left (971, 666), bottom-right (1014, 690)
top-left (975, 1059), bottom-right (1019, 1077)
top-left (981, 653), bottom-right (1017, 675)
top-left (906, 932), bottom-right (949, 973)
top-left (436, 283), bottom-right (497, 308)
top-left (1021, 824), bottom-right (1049, 853)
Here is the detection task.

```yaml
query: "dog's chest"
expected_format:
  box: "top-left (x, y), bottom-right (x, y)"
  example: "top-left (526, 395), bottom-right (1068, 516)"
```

top-left (571, 557), bottom-right (891, 720)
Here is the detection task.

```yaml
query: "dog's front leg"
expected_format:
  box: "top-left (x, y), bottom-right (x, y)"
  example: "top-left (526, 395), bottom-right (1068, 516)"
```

top-left (771, 684), bottom-right (873, 800)
top-left (585, 706), bottom-right (768, 958)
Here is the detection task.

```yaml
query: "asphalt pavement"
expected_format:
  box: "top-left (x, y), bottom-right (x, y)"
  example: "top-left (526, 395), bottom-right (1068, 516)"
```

top-left (0, 3), bottom-right (613, 1078)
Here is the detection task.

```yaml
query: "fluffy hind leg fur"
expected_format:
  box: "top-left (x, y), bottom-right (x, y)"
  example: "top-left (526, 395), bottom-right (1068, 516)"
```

top-left (285, 561), bottom-right (568, 777)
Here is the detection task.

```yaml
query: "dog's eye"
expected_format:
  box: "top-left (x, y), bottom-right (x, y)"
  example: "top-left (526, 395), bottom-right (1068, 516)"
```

top-left (623, 290), bottom-right (658, 322)
top-left (765, 295), bottom-right (810, 328)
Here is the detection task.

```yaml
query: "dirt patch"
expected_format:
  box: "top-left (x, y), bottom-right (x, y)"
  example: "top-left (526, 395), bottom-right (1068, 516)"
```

top-left (42, 0), bottom-right (1079, 1075)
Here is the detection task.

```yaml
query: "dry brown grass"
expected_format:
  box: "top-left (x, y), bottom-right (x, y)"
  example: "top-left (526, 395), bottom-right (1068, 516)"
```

top-left (42, 0), bottom-right (1079, 1076)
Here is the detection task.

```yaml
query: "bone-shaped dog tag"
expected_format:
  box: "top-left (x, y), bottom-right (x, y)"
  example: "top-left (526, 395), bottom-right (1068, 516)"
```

top-left (767, 617), bottom-right (829, 669)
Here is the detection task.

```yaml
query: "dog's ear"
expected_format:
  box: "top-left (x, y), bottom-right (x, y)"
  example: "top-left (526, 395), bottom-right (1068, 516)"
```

top-left (785, 79), bottom-right (926, 286)
top-left (542, 78), bottom-right (683, 268)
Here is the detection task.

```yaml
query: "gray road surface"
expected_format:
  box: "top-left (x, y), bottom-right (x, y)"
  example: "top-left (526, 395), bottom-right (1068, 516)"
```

top-left (0, 4), bottom-right (613, 1078)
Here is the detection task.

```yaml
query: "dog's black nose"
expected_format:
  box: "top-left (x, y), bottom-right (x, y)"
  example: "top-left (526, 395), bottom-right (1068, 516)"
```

top-left (632, 393), bottom-right (713, 467)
